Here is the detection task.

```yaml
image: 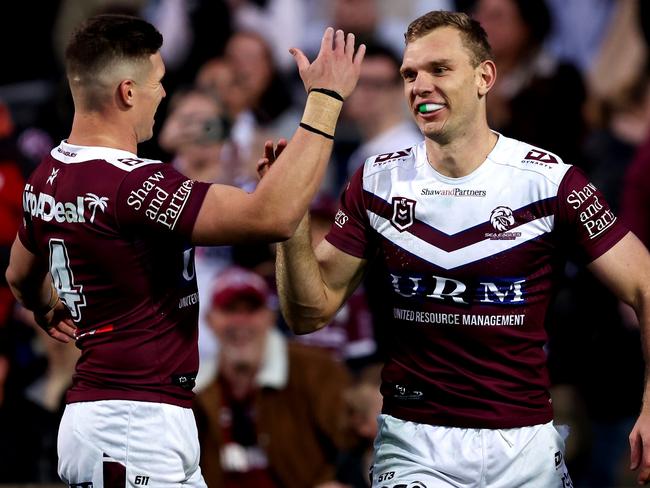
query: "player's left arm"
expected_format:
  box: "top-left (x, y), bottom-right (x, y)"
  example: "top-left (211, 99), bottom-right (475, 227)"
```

top-left (5, 236), bottom-right (76, 343)
top-left (587, 231), bottom-right (650, 485)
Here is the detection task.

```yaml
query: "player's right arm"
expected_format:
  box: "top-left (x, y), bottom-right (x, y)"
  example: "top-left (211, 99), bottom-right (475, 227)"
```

top-left (276, 214), bottom-right (367, 334)
top-left (191, 28), bottom-right (365, 246)
top-left (5, 237), bottom-right (76, 343)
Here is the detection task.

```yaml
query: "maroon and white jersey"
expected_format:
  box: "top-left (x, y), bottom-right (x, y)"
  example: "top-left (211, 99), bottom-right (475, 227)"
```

top-left (326, 134), bottom-right (627, 428)
top-left (18, 141), bottom-right (211, 407)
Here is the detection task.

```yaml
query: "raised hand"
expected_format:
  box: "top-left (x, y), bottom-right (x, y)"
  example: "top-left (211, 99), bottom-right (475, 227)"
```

top-left (256, 138), bottom-right (288, 179)
top-left (290, 27), bottom-right (366, 99)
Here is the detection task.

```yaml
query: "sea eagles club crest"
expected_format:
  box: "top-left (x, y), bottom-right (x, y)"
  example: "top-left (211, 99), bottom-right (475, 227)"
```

top-left (391, 197), bottom-right (416, 231)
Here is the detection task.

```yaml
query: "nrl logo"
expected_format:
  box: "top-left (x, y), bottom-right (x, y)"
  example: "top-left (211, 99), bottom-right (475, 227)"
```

top-left (391, 197), bottom-right (416, 231)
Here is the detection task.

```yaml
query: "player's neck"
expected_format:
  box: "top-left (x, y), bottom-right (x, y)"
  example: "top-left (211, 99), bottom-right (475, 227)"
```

top-left (425, 125), bottom-right (497, 179)
top-left (67, 112), bottom-right (138, 154)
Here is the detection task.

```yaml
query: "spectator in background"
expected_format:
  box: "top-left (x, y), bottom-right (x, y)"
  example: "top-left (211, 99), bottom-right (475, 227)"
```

top-left (217, 31), bottom-right (301, 173)
top-left (195, 58), bottom-right (248, 130)
top-left (194, 266), bottom-right (350, 488)
top-left (473, 0), bottom-right (587, 167)
top-left (141, 0), bottom-right (233, 96)
top-left (301, 0), bottom-right (452, 64)
top-left (583, 0), bottom-right (647, 134)
top-left (158, 87), bottom-right (245, 186)
top-left (0, 102), bottom-right (24, 327)
top-left (0, 310), bottom-right (78, 482)
top-left (622, 130), bottom-right (650, 253)
top-left (343, 42), bottom-right (422, 184)
top-left (544, 0), bottom-right (615, 74)
top-left (226, 0), bottom-right (306, 73)
top-left (338, 364), bottom-right (383, 487)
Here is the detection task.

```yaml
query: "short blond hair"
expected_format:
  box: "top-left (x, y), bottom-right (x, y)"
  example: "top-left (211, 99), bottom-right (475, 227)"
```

top-left (405, 11), bottom-right (493, 67)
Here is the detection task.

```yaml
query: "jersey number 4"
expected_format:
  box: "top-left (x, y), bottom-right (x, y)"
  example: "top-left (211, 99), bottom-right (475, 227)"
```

top-left (49, 238), bottom-right (87, 322)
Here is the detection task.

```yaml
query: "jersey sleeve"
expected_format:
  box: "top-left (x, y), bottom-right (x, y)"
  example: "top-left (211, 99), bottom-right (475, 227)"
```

top-left (556, 165), bottom-right (628, 263)
top-left (325, 165), bottom-right (373, 258)
top-left (115, 163), bottom-right (210, 238)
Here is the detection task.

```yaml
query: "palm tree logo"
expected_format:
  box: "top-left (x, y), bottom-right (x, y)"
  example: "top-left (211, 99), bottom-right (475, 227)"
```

top-left (85, 193), bottom-right (109, 223)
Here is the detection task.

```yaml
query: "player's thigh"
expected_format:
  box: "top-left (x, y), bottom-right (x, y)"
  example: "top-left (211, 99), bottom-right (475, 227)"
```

top-left (487, 422), bottom-right (572, 488)
top-left (58, 401), bottom-right (206, 488)
top-left (371, 414), bottom-right (481, 488)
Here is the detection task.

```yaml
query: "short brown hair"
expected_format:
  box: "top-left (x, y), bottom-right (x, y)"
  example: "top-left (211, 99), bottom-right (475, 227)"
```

top-left (405, 11), bottom-right (493, 67)
top-left (65, 14), bottom-right (162, 77)
top-left (65, 14), bottom-right (163, 107)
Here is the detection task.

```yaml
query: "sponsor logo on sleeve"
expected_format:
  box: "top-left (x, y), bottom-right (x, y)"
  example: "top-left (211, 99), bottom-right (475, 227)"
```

top-left (522, 149), bottom-right (558, 168)
top-left (334, 209), bottom-right (348, 228)
top-left (372, 148), bottom-right (412, 166)
top-left (126, 172), bottom-right (195, 230)
top-left (566, 182), bottom-right (616, 239)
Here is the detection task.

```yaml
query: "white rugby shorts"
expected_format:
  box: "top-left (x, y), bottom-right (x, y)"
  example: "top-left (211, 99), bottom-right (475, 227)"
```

top-left (58, 400), bottom-right (206, 488)
top-left (372, 414), bottom-right (572, 488)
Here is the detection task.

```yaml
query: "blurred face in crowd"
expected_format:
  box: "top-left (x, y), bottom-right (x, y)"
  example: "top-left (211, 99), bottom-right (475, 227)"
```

top-left (224, 32), bottom-right (273, 105)
top-left (158, 90), bottom-right (227, 179)
top-left (209, 297), bottom-right (274, 372)
top-left (473, 0), bottom-right (529, 61)
top-left (401, 27), bottom-right (494, 144)
top-left (345, 55), bottom-right (403, 128)
top-left (333, 0), bottom-right (378, 35)
top-left (196, 59), bottom-right (247, 117)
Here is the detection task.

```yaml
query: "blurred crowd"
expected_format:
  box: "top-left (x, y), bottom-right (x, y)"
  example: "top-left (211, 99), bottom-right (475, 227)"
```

top-left (1, 0), bottom-right (649, 486)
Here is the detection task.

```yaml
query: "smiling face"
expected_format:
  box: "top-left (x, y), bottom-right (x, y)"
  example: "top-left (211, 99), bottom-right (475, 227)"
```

top-left (400, 26), bottom-right (495, 145)
top-left (209, 297), bottom-right (275, 371)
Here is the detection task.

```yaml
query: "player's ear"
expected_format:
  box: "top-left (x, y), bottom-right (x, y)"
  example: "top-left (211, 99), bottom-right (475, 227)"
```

top-left (476, 59), bottom-right (496, 97)
top-left (118, 79), bottom-right (136, 107)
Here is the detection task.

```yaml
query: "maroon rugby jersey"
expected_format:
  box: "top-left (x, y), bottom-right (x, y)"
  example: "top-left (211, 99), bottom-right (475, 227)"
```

top-left (326, 134), bottom-right (628, 428)
top-left (18, 141), bottom-right (210, 407)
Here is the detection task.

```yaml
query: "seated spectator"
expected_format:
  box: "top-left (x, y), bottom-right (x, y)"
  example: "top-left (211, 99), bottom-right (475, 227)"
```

top-left (223, 30), bottom-right (300, 137)
top-left (0, 101), bottom-right (24, 327)
top-left (0, 308), bottom-right (78, 482)
top-left (158, 87), bottom-right (246, 186)
top-left (195, 32), bottom-right (301, 188)
top-left (335, 363), bottom-right (383, 488)
top-left (193, 266), bottom-right (351, 488)
top-left (342, 42), bottom-right (422, 185)
top-left (473, 0), bottom-right (587, 166)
